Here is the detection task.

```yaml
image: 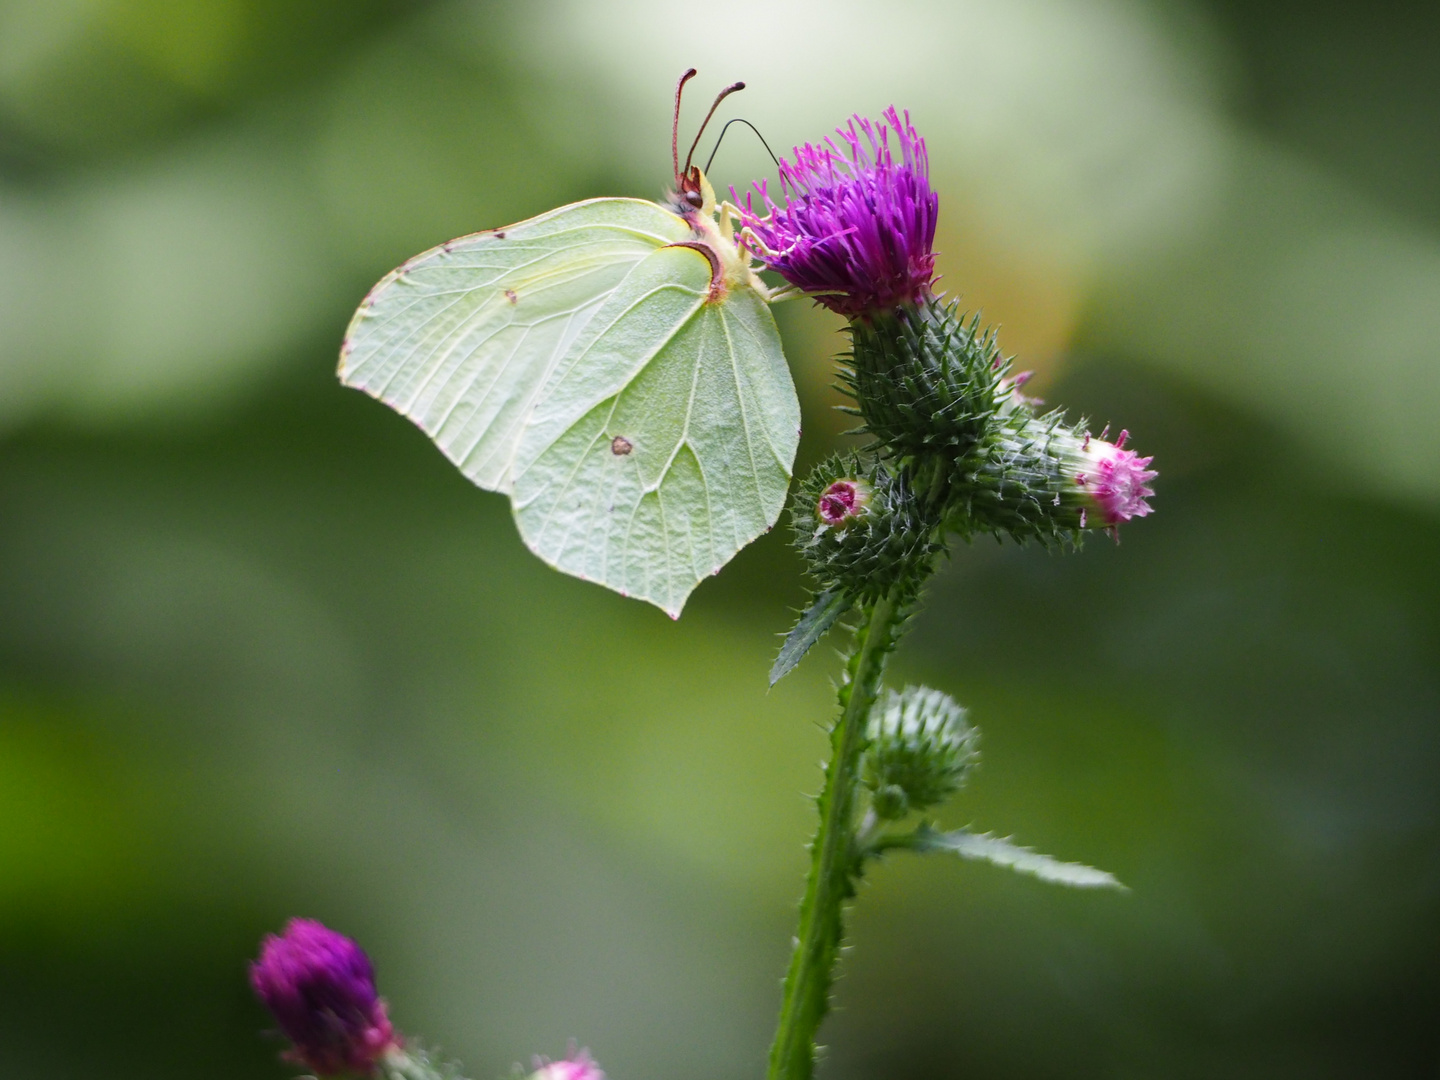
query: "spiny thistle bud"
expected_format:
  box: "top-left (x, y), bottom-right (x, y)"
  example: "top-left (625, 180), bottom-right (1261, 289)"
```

top-left (251, 918), bottom-right (399, 1077)
top-left (842, 297), bottom-right (1007, 460)
top-left (530, 1050), bottom-right (604, 1080)
top-left (793, 454), bottom-right (944, 601)
top-left (864, 685), bottom-right (978, 819)
top-left (951, 414), bottom-right (1156, 545)
top-left (738, 107), bottom-right (937, 316)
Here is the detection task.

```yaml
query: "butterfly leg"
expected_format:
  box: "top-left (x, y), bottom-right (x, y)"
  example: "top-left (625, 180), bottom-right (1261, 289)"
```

top-left (726, 220), bottom-right (809, 303)
top-left (735, 222), bottom-right (807, 265)
top-left (764, 285), bottom-right (806, 303)
top-left (737, 224), bottom-right (777, 258)
top-left (717, 200), bottom-right (741, 242)
top-left (718, 202), bottom-right (806, 302)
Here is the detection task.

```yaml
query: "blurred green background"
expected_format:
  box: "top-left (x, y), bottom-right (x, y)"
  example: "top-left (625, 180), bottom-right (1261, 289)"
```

top-left (1, 1), bottom-right (1437, 1077)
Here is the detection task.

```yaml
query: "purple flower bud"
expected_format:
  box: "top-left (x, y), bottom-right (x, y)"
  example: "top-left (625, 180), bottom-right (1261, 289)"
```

top-left (531, 1049), bottom-right (605, 1080)
top-left (1076, 431), bottom-right (1156, 526)
top-left (816, 478), bottom-right (871, 527)
top-left (738, 107), bottom-right (938, 316)
top-left (251, 918), bottom-right (398, 1076)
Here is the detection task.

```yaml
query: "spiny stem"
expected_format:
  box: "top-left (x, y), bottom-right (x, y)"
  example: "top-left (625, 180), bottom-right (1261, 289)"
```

top-left (383, 1048), bottom-right (459, 1080)
top-left (767, 590), bottom-right (904, 1080)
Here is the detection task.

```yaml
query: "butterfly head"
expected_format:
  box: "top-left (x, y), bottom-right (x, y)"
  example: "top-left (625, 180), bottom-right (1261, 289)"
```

top-left (674, 166), bottom-right (716, 219)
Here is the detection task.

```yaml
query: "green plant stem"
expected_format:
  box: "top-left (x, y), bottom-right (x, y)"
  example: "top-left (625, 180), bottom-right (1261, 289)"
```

top-left (767, 590), bottom-right (904, 1080)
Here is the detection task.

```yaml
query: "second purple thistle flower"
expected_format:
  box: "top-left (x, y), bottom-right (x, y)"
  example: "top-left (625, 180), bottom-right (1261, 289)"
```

top-left (251, 918), bottom-right (398, 1076)
top-left (740, 106), bottom-right (938, 317)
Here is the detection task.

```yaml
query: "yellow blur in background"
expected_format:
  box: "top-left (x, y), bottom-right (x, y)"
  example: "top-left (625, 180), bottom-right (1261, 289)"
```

top-left (1, 1), bottom-right (1438, 1078)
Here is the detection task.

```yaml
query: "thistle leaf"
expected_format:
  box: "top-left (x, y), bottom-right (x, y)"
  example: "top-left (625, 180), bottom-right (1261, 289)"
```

top-left (902, 826), bottom-right (1126, 890)
top-left (769, 588), bottom-right (852, 686)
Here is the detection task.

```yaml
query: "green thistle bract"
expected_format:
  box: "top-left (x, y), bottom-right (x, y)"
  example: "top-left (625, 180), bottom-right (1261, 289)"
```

top-left (842, 297), bottom-right (1008, 462)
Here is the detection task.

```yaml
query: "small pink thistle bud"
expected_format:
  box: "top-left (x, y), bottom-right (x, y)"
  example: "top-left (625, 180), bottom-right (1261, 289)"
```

top-left (250, 918), bottom-right (399, 1077)
top-left (960, 416), bottom-right (1157, 543)
top-left (530, 1049), bottom-right (604, 1080)
top-left (1076, 430), bottom-right (1156, 526)
top-left (816, 478), bottom-right (871, 527)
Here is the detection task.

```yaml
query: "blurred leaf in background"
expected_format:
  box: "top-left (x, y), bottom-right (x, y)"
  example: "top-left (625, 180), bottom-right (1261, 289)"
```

top-left (1, 1), bottom-right (1437, 1079)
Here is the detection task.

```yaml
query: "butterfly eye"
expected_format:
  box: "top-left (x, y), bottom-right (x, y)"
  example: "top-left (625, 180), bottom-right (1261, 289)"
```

top-left (683, 189), bottom-right (704, 209)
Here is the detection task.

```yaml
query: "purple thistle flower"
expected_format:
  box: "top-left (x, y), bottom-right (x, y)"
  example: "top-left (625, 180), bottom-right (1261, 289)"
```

top-left (738, 107), bottom-right (938, 317)
top-left (251, 918), bottom-right (398, 1076)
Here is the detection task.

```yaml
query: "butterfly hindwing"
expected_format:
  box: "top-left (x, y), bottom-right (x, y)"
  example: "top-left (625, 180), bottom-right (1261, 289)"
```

top-left (511, 244), bottom-right (799, 617)
top-left (340, 198), bottom-right (691, 492)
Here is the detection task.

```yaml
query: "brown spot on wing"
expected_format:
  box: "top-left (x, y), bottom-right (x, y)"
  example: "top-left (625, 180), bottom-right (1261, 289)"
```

top-left (504, 289), bottom-right (518, 304)
top-left (611, 436), bottom-right (633, 456)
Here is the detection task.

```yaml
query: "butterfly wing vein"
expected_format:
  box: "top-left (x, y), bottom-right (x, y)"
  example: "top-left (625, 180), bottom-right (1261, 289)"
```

top-left (513, 244), bottom-right (797, 616)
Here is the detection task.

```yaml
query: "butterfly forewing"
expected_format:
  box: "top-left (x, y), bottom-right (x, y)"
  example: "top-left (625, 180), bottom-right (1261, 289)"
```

top-left (340, 198), bottom-right (691, 492)
top-left (511, 245), bottom-right (799, 617)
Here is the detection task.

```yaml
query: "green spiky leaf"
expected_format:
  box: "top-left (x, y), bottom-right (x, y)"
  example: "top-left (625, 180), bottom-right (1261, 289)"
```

top-left (770, 587), bottom-right (853, 686)
top-left (883, 825), bottom-right (1126, 890)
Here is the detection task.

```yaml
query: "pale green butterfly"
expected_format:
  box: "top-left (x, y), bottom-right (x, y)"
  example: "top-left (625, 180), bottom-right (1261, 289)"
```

top-left (339, 70), bottom-right (799, 618)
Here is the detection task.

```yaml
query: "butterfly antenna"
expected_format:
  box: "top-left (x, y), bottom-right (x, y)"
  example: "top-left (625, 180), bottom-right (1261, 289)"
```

top-left (705, 117), bottom-right (781, 175)
top-left (684, 80), bottom-right (746, 178)
top-left (672, 68), bottom-right (698, 185)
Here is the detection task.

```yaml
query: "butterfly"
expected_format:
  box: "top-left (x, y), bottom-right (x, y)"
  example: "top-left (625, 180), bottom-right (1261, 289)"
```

top-left (338, 70), bottom-right (799, 618)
